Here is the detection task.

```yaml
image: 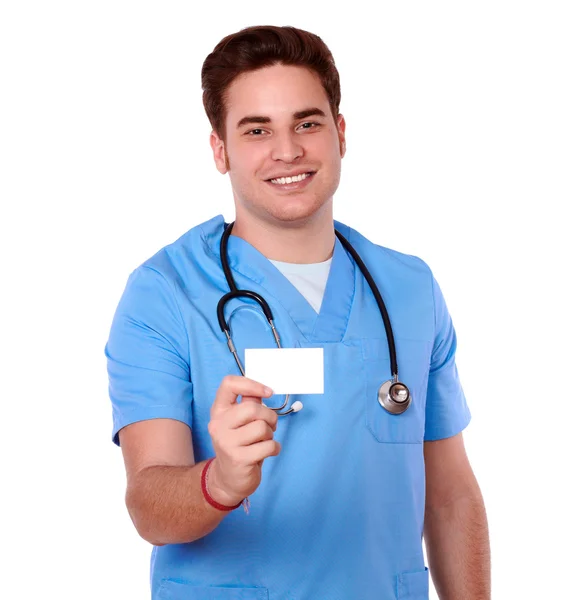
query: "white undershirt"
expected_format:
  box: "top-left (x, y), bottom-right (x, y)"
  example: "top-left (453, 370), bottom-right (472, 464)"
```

top-left (269, 257), bottom-right (333, 314)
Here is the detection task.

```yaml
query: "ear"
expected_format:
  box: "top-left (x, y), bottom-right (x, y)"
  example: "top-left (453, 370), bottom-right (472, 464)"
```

top-left (210, 131), bottom-right (229, 174)
top-left (337, 114), bottom-right (346, 158)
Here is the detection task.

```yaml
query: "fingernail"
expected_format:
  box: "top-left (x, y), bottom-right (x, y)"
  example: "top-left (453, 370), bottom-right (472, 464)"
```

top-left (264, 387), bottom-right (273, 396)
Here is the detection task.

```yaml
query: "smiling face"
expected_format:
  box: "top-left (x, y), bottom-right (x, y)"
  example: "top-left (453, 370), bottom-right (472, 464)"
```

top-left (210, 64), bottom-right (346, 228)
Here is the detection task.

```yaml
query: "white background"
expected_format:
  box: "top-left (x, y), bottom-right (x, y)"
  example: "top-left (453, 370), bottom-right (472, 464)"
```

top-left (1, 1), bottom-right (576, 598)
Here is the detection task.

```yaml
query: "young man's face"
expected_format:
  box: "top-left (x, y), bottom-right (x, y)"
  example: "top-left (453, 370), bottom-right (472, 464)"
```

top-left (211, 63), bottom-right (346, 226)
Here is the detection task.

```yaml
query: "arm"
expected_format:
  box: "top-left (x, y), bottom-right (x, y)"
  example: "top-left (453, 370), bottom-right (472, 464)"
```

top-left (108, 268), bottom-right (250, 545)
top-left (423, 433), bottom-right (491, 599)
top-left (120, 377), bottom-right (280, 546)
top-left (120, 419), bottom-right (228, 546)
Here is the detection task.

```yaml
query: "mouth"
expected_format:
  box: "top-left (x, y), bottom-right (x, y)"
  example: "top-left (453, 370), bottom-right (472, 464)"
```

top-left (264, 171), bottom-right (316, 191)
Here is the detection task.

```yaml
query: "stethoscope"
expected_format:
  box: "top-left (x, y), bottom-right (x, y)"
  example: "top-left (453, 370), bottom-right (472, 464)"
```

top-left (216, 222), bottom-right (411, 416)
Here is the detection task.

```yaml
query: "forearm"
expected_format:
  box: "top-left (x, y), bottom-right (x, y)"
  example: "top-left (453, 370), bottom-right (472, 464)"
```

top-left (125, 459), bottom-right (235, 546)
top-left (423, 493), bottom-right (491, 599)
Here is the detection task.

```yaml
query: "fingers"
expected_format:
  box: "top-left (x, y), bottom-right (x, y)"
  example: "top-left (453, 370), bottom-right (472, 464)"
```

top-left (243, 439), bottom-right (282, 464)
top-left (208, 376), bottom-right (281, 473)
top-left (234, 419), bottom-right (275, 447)
top-left (210, 424), bottom-right (280, 468)
top-left (239, 395), bottom-right (263, 405)
top-left (211, 375), bottom-right (273, 417)
top-left (225, 401), bottom-right (278, 432)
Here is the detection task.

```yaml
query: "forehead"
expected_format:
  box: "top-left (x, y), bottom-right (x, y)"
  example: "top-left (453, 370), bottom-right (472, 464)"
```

top-left (224, 64), bottom-right (330, 123)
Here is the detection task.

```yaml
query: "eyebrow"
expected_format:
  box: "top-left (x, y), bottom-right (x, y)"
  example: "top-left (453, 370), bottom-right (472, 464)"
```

top-left (236, 107), bottom-right (327, 129)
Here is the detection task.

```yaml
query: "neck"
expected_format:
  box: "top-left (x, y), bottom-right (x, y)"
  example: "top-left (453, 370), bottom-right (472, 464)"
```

top-left (231, 203), bottom-right (335, 264)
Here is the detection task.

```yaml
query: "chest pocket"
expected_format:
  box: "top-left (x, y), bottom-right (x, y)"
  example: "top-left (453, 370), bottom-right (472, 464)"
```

top-left (362, 337), bottom-right (431, 444)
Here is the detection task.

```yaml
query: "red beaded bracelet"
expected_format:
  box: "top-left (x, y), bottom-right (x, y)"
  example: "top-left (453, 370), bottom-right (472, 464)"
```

top-left (201, 458), bottom-right (249, 513)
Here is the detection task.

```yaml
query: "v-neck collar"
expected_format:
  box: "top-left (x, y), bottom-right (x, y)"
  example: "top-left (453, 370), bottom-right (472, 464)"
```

top-left (201, 215), bottom-right (356, 343)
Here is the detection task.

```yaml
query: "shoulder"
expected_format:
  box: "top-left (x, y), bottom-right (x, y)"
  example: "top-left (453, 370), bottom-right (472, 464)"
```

top-left (334, 219), bottom-right (433, 283)
top-left (128, 214), bottom-right (225, 291)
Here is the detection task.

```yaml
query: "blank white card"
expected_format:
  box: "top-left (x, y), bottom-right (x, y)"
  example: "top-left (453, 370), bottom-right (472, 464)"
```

top-left (244, 348), bottom-right (324, 395)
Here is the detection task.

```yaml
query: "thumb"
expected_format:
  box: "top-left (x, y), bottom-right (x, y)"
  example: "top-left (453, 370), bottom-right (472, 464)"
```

top-left (212, 375), bottom-right (270, 418)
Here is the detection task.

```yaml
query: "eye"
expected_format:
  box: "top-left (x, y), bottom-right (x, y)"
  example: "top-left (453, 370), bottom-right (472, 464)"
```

top-left (246, 128), bottom-right (267, 136)
top-left (298, 121), bottom-right (321, 131)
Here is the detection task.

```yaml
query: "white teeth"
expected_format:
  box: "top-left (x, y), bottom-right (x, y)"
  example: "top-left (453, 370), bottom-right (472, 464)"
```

top-left (270, 172), bottom-right (311, 185)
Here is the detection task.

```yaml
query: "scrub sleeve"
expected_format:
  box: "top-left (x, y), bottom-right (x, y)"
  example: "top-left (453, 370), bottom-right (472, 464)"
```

top-left (105, 266), bottom-right (192, 446)
top-left (424, 273), bottom-right (472, 441)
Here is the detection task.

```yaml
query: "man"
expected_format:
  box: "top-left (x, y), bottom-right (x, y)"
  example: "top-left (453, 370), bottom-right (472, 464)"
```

top-left (105, 25), bottom-right (490, 599)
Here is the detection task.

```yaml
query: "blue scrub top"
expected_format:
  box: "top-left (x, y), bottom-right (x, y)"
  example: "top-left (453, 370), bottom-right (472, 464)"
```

top-left (105, 214), bottom-right (471, 600)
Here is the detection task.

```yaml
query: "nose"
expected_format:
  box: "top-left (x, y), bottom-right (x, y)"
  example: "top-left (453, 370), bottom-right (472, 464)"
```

top-left (270, 130), bottom-right (304, 163)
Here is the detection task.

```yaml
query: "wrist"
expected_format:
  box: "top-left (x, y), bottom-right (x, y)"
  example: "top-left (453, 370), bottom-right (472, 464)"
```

top-left (205, 458), bottom-right (245, 507)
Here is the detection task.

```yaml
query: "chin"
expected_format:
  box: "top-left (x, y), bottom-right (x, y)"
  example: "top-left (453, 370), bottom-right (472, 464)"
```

top-left (235, 179), bottom-right (335, 225)
top-left (264, 198), bottom-right (328, 224)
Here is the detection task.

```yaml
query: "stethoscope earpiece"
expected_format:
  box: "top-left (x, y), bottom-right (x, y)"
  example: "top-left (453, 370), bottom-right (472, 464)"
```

top-left (263, 397), bottom-right (304, 415)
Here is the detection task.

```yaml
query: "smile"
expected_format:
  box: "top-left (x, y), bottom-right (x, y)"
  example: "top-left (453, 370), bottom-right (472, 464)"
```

top-left (269, 172), bottom-right (312, 185)
top-left (265, 171), bottom-right (316, 191)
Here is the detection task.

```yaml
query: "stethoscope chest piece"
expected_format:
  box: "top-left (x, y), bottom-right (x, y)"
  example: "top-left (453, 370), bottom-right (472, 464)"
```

top-left (219, 221), bottom-right (413, 418)
top-left (378, 378), bottom-right (412, 415)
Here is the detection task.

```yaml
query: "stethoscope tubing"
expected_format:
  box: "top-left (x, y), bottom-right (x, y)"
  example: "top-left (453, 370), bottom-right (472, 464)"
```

top-left (218, 223), bottom-right (294, 414)
top-left (216, 221), bottom-right (404, 414)
top-left (333, 230), bottom-right (399, 377)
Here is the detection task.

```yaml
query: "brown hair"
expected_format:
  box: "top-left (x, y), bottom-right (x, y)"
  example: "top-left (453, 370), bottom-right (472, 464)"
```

top-left (201, 25), bottom-right (341, 141)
